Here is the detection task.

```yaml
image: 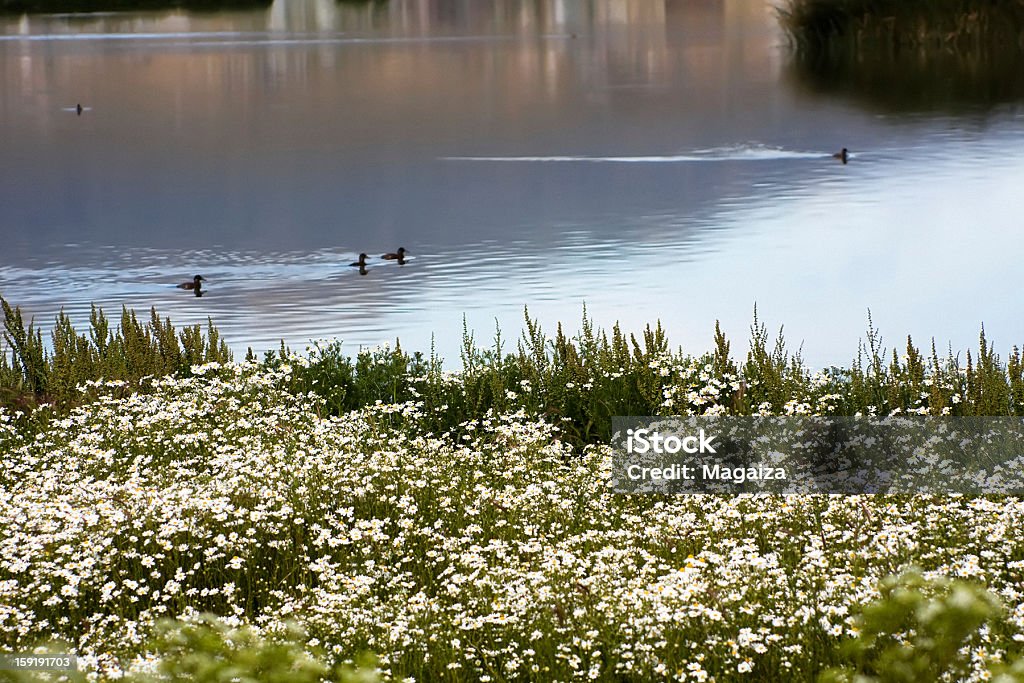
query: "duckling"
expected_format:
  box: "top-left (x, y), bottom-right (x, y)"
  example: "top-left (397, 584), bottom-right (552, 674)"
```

top-left (350, 253), bottom-right (369, 267)
top-left (381, 247), bottom-right (407, 263)
top-left (177, 275), bottom-right (204, 290)
top-left (832, 148), bottom-right (849, 164)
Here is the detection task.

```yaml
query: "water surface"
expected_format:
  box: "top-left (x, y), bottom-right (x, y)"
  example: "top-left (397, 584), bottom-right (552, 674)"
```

top-left (2, 0), bottom-right (1023, 365)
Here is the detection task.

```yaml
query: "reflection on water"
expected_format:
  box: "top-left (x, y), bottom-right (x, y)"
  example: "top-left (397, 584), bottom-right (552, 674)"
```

top-left (1, 0), bottom-right (1023, 366)
top-left (789, 47), bottom-right (1024, 114)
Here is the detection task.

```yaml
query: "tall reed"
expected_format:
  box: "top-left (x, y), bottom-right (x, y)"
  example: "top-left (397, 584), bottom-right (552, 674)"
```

top-left (5, 298), bottom-right (1023, 446)
top-left (1, 297), bottom-right (231, 411)
top-left (778, 0), bottom-right (1024, 51)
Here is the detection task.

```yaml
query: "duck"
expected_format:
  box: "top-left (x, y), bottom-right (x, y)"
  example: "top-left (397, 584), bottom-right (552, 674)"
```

top-left (350, 253), bottom-right (369, 267)
top-left (832, 148), bottom-right (849, 164)
top-left (381, 247), bottom-right (407, 262)
top-left (76, 103), bottom-right (83, 116)
top-left (177, 275), bottom-right (204, 291)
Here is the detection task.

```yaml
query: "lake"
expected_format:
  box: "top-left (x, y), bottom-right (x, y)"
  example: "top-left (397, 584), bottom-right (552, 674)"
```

top-left (2, 0), bottom-right (1023, 367)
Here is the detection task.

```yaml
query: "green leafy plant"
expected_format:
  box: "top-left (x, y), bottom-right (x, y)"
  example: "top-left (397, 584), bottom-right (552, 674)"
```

top-left (821, 569), bottom-right (1024, 683)
top-left (0, 618), bottom-right (378, 683)
top-left (6, 299), bottom-right (1024, 446)
top-left (138, 615), bottom-right (378, 683)
top-left (1, 297), bottom-right (230, 412)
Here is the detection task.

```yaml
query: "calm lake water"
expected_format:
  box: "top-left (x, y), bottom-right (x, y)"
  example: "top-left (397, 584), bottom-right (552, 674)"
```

top-left (2, 0), bottom-right (1023, 366)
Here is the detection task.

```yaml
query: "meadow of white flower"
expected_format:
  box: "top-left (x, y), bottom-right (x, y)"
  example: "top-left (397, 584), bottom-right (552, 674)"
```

top-left (2, 361), bottom-right (1023, 681)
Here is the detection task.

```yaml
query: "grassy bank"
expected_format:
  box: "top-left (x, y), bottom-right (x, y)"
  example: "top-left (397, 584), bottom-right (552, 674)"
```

top-left (778, 0), bottom-right (1024, 51)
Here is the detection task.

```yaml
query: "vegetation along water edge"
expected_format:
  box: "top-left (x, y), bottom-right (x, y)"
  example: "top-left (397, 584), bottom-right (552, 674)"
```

top-left (3, 299), bottom-right (1024, 681)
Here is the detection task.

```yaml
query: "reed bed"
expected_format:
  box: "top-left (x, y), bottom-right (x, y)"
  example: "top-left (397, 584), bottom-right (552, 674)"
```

top-left (0, 298), bottom-right (231, 414)
top-left (4, 298), bottom-right (1023, 444)
top-left (778, 0), bottom-right (1024, 51)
